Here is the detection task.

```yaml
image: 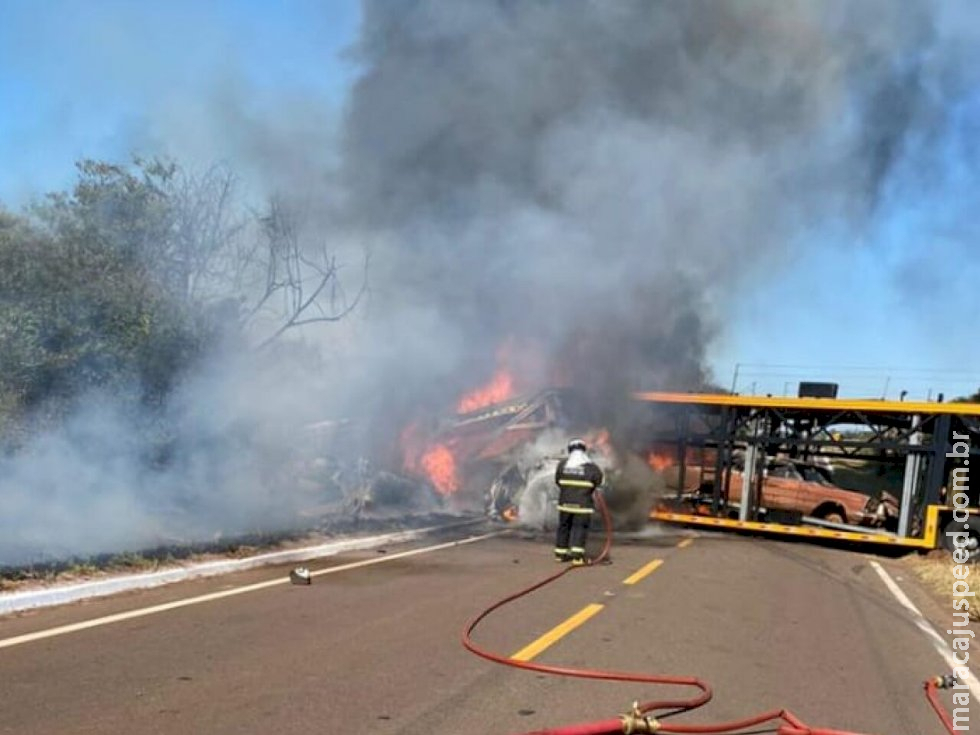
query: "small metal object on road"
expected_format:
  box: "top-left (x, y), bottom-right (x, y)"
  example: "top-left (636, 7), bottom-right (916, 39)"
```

top-left (290, 567), bottom-right (312, 585)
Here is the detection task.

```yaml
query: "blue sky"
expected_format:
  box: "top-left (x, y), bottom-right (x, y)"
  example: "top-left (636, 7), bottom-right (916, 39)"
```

top-left (0, 0), bottom-right (360, 200)
top-left (715, 85), bottom-right (980, 400)
top-left (1, 0), bottom-right (978, 401)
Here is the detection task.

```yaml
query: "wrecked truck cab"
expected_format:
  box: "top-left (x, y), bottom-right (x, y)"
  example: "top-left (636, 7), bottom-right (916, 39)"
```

top-left (402, 387), bottom-right (661, 527)
top-left (411, 388), bottom-right (578, 497)
top-left (487, 432), bottom-right (662, 531)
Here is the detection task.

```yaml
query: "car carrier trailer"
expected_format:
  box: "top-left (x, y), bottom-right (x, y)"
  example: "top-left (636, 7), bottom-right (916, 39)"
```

top-left (635, 391), bottom-right (980, 554)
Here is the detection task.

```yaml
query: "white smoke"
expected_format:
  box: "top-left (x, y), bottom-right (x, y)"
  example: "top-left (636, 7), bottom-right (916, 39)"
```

top-left (3, 0), bottom-right (979, 565)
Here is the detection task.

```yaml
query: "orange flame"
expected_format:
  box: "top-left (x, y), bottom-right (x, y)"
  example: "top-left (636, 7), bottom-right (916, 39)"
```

top-left (420, 443), bottom-right (459, 496)
top-left (400, 423), bottom-right (460, 495)
top-left (456, 368), bottom-right (515, 414)
top-left (647, 452), bottom-right (674, 472)
top-left (501, 506), bottom-right (519, 522)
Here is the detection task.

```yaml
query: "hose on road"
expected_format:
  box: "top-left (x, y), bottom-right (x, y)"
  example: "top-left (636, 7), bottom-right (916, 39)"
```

top-left (461, 492), bottom-right (954, 735)
top-left (924, 676), bottom-right (958, 735)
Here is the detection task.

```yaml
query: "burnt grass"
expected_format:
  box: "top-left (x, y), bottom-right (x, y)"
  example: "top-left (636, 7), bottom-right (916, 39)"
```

top-left (0, 511), bottom-right (476, 591)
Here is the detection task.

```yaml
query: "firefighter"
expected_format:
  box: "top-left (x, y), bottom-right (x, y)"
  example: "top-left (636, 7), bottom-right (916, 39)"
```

top-left (554, 438), bottom-right (604, 565)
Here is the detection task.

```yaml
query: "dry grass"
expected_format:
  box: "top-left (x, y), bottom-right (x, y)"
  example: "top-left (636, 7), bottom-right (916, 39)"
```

top-left (904, 552), bottom-right (980, 622)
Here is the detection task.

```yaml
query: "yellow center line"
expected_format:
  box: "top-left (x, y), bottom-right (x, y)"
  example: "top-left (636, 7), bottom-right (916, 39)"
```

top-left (677, 538), bottom-right (694, 549)
top-left (510, 603), bottom-right (605, 662)
top-left (622, 559), bottom-right (663, 585)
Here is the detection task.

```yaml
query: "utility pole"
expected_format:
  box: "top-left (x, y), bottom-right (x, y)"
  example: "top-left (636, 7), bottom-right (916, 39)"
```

top-left (730, 363), bottom-right (740, 394)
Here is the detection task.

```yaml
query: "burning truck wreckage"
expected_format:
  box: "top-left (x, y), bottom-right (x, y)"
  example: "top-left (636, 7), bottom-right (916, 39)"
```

top-left (300, 361), bottom-right (911, 542)
top-left (299, 357), bottom-right (911, 541)
top-left (300, 366), bottom-right (664, 535)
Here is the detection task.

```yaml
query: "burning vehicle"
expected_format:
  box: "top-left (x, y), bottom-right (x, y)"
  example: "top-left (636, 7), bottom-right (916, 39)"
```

top-left (402, 388), bottom-right (582, 509)
top-left (296, 352), bottom-right (669, 529)
top-left (402, 390), bottom-right (569, 500)
top-left (401, 386), bottom-right (663, 529)
top-left (486, 431), bottom-right (663, 531)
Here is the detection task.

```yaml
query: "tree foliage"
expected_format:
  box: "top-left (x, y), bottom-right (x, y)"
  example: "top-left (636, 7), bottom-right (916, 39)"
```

top-left (0, 197), bottom-right (203, 436)
top-left (0, 157), bottom-right (363, 442)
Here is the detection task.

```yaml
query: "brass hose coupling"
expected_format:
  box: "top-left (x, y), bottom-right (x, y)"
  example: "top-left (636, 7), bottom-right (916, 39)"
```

top-left (931, 674), bottom-right (959, 689)
top-left (621, 702), bottom-right (661, 734)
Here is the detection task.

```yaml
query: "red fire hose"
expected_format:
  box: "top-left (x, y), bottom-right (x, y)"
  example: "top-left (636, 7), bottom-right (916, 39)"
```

top-left (924, 676), bottom-right (959, 735)
top-left (461, 492), bottom-right (958, 735)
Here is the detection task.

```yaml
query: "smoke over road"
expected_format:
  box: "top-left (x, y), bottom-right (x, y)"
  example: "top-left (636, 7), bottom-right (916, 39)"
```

top-left (337, 0), bottom-right (980, 431)
top-left (1, 0), bottom-right (977, 565)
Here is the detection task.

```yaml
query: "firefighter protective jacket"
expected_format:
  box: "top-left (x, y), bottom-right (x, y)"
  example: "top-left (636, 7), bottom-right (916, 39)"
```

top-left (555, 459), bottom-right (604, 512)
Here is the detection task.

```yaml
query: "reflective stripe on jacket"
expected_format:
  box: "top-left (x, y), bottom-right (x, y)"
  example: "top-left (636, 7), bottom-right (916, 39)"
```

top-left (555, 458), bottom-right (604, 510)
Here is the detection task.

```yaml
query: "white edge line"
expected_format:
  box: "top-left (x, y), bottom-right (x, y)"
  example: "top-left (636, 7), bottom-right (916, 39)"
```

top-left (0, 530), bottom-right (501, 651)
top-left (0, 520), bottom-right (484, 617)
top-left (869, 560), bottom-right (980, 700)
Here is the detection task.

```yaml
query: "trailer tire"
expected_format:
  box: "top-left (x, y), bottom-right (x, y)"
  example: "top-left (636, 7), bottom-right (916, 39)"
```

top-left (940, 518), bottom-right (980, 562)
top-left (812, 502), bottom-right (847, 525)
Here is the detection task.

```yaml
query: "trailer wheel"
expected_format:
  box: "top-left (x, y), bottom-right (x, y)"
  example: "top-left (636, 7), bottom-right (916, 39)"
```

top-left (812, 502), bottom-right (846, 525)
top-left (940, 519), bottom-right (980, 562)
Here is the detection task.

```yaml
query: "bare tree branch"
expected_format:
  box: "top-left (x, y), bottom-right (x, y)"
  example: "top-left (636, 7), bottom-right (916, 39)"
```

top-left (255, 251), bottom-right (369, 350)
top-left (241, 198), bottom-right (368, 349)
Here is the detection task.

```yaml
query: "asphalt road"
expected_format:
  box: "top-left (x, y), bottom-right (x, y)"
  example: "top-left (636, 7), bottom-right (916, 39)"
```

top-left (0, 524), bottom-right (962, 735)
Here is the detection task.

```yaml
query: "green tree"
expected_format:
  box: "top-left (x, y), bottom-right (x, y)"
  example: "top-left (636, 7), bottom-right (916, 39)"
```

top-left (952, 388), bottom-right (980, 403)
top-left (0, 156), bottom-right (366, 444)
top-left (0, 206), bottom-right (204, 434)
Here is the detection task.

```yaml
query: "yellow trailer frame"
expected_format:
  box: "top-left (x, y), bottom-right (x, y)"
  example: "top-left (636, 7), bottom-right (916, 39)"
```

top-left (650, 504), bottom-right (968, 550)
top-left (636, 391), bottom-right (980, 552)
top-left (634, 391), bottom-right (980, 416)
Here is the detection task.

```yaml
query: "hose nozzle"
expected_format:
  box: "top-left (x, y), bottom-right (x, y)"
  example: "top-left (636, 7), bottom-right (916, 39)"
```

top-left (930, 674), bottom-right (959, 690)
top-left (620, 702), bottom-right (660, 733)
